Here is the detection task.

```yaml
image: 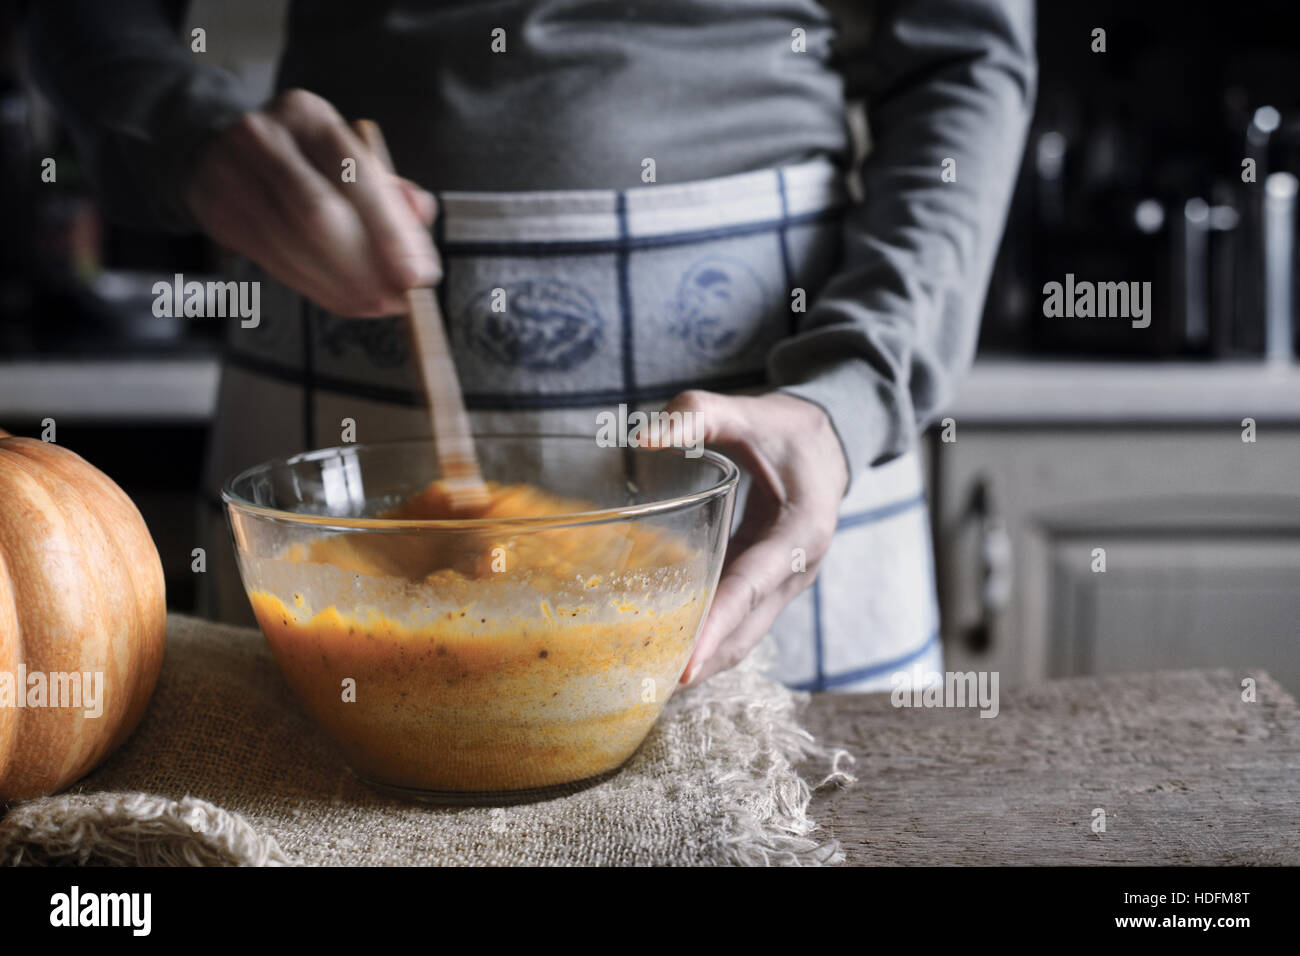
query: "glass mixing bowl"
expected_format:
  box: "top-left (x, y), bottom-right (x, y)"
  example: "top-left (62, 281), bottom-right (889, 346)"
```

top-left (223, 435), bottom-right (738, 804)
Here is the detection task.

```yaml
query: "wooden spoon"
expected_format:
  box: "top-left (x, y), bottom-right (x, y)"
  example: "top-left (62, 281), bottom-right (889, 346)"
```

top-left (352, 119), bottom-right (489, 512)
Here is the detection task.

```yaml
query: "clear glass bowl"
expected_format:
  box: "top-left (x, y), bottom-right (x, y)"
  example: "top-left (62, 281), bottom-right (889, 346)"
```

top-left (223, 435), bottom-right (738, 804)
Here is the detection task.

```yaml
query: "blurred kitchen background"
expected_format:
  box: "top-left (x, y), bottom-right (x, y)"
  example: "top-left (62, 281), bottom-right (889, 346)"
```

top-left (1, 2), bottom-right (1298, 690)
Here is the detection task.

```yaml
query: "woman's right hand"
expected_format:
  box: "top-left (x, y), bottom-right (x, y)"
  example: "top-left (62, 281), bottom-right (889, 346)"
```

top-left (185, 89), bottom-right (439, 318)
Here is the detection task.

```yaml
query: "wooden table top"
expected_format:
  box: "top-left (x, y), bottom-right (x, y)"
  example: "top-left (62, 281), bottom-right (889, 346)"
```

top-left (803, 669), bottom-right (1300, 865)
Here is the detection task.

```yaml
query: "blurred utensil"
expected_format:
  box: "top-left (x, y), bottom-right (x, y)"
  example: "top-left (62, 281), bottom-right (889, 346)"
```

top-left (1262, 171), bottom-right (1297, 364)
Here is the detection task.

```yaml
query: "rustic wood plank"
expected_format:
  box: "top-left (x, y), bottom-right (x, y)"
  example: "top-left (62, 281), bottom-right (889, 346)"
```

top-left (804, 669), bottom-right (1300, 865)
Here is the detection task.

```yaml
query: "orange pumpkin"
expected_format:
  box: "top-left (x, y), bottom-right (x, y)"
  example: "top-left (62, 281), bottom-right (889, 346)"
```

top-left (0, 436), bottom-right (165, 801)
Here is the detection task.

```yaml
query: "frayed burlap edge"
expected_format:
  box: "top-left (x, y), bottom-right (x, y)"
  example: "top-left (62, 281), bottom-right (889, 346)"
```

top-left (0, 793), bottom-right (289, 867)
top-left (676, 650), bottom-right (856, 866)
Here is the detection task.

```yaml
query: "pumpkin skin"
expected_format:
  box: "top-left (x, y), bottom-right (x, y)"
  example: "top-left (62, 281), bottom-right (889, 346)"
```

top-left (0, 436), bottom-right (166, 801)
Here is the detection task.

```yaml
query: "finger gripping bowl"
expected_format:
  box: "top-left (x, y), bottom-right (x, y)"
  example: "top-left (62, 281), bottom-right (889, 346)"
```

top-left (223, 436), bottom-right (737, 804)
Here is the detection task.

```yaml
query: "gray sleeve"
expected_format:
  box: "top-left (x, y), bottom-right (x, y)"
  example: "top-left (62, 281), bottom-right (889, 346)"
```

top-left (768, 0), bottom-right (1036, 487)
top-left (24, 0), bottom-right (256, 232)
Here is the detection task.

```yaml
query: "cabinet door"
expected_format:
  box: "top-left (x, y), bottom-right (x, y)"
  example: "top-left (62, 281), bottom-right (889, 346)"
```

top-left (1050, 534), bottom-right (1300, 692)
top-left (933, 428), bottom-right (1300, 691)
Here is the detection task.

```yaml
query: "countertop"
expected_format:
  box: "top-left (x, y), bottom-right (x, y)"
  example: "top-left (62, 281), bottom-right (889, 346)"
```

top-left (948, 359), bottom-right (1300, 424)
top-left (0, 357), bottom-right (219, 423)
top-left (4, 356), bottom-right (1300, 424)
top-left (805, 668), bottom-right (1300, 865)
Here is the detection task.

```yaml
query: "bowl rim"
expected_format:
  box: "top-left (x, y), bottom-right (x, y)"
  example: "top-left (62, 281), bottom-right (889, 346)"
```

top-left (221, 434), bottom-right (740, 530)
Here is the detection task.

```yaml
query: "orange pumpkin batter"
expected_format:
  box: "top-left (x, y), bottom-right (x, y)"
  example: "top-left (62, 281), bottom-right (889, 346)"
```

top-left (247, 481), bottom-right (707, 794)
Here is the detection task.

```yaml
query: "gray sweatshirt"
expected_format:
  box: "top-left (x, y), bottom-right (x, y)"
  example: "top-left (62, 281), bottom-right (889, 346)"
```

top-left (25, 0), bottom-right (1036, 480)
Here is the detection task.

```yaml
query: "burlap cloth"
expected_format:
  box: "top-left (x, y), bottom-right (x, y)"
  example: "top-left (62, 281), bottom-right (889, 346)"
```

top-left (0, 615), bottom-right (852, 866)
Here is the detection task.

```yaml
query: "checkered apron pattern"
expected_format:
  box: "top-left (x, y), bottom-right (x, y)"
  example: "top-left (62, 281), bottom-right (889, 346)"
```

top-left (199, 158), bottom-right (942, 691)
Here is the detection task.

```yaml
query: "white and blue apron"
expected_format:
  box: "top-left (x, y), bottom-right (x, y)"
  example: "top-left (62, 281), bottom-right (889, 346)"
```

top-left (199, 158), bottom-right (942, 692)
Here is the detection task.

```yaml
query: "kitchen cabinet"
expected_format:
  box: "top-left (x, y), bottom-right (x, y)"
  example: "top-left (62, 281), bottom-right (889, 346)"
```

top-left (932, 425), bottom-right (1300, 693)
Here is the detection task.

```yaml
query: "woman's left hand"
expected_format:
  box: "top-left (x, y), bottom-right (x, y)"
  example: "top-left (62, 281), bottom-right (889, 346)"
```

top-left (652, 390), bottom-right (850, 685)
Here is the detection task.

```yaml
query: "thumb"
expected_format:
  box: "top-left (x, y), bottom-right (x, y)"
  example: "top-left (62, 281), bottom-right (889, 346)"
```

top-left (656, 390), bottom-right (783, 492)
top-left (643, 389), bottom-right (742, 452)
top-left (396, 176), bottom-right (437, 227)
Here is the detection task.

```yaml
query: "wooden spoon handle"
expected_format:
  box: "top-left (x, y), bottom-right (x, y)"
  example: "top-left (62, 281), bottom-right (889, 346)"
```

top-left (352, 119), bottom-right (488, 509)
top-left (404, 285), bottom-right (487, 496)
